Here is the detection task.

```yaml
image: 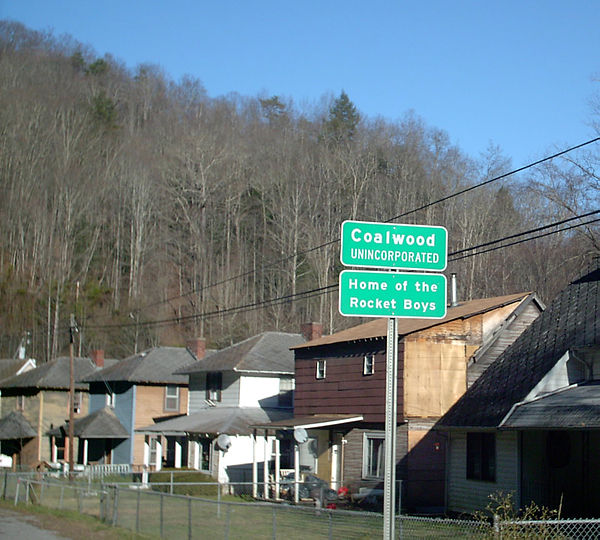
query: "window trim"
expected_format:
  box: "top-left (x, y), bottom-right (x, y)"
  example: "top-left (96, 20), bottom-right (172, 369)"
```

top-left (106, 391), bottom-right (116, 408)
top-left (466, 432), bottom-right (496, 482)
top-left (164, 385), bottom-right (180, 411)
top-left (362, 431), bottom-right (386, 479)
top-left (315, 360), bottom-right (326, 380)
top-left (363, 354), bottom-right (375, 375)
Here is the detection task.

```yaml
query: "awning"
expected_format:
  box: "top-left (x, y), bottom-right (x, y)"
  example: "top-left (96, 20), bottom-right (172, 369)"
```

top-left (500, 382), bottom-right (600, 429)
top-left (250, 413), bottom-right (364, 430)
top-left (47, 406), bottom-right (129, 439)
top-left (136, 407), bottom-right (294, 436)
top-left (0, 411), bottom-right (36, 439)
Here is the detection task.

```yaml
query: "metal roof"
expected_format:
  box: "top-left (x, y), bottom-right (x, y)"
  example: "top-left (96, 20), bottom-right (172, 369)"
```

top-left (83, 347), bottom-right (194, 384)
top-left (293, 292), bottom-right (532, 349)
top-left (137, 407), bottom-right (294, 436)
top-left (439, 266), bottom-right (600, 429)
top-left (0, 357), bottom-right (97, 390)
top-left (47, 406), bottom-right (129, 439)
top-left (500, 382), bottom-right (600, 429)
top-left (177, 332), bottom-right (304, 375)
top-left (0, 411), bottom-right (36, 439)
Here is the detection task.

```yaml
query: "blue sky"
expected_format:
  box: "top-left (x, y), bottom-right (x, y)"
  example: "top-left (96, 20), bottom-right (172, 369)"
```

top-left (2, 1), bottom-right (599, 168)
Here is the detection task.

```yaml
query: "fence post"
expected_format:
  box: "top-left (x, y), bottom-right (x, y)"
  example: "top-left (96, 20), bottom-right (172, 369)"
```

top-left (59, 485), bottom-right (64, 509)
top-left (272, 505), bottom-right (277, 540)
top-left (14, 478), bottom-right (19, 506)
top-left (25, 479), bottom-right (29, 504)
top-left (2, 469), bottom-right (7, 500)
top-left (224, 504), bottom-right (231, 540)
top-left (136, 488), bottom-right (141, 533)
top-left (112, 487), bottom-right (119, 527)
top-left (40, 481), bottom-right (44, 506)
top-left (160, 492), bottom-right (164, 539)
top-left (188, 496), bottom-right (192, 540)
top-left (170, 471), bottom-right (174, 495)
top-left (217, 480), bottom-right (221, 518)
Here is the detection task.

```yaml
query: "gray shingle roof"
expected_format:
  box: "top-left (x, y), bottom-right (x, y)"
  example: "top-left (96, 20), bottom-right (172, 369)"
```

top-left (82, 347), bottom-right (194, 384)
top-left (0, 411), bottom-right (36, 439)
top-left (177, 332), bottom-right (304, 375)
top-left (0, 359), bottom-right (32, 381)
top-left (137, 407), bottom-right (293, 436)
top-left (0, 357), bottom-right (97, 390)
top-left (439, 266), bottom-right (600, 428)
top-left (47, 407), bottom-right (129, 439)
top-left (501, 382), bottom-right (600, 429)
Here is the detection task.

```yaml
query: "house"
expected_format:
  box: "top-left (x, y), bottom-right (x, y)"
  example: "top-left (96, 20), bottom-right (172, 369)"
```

top-left (137, 330), bottom-right (307, 484)
top-left (253, 293), bottom-right (543, 510)
top-left (0, 354), bottom-right (104, 468)
top-left (78, 344), bottom-right (198, 469)
top-left (437, 264), bottom-right (600, 518)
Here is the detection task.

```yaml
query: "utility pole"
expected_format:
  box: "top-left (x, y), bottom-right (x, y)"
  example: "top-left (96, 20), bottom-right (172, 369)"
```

top-left (68, 314), bottom-right (76, 480)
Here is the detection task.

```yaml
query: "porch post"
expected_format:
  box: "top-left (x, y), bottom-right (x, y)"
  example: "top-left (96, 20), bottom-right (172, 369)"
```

top-left (274, 437), bottom-right (280, 499)
top-left (174, 438), bottom-right (182, 469)
top-left (294, 442), bottom-right (300, 504)
top-left (263, 431), bottom-right (270, 499)
top-left (143, 436), bottom-right (150, 467)
top-left (83, 439), bottom-right (88, 466)
top-left (155, 437), bottom-right (162, 471)
top-left (252, 430), bottom-right (258, 498)
top-left (192, 440), bottom-right (200, 470)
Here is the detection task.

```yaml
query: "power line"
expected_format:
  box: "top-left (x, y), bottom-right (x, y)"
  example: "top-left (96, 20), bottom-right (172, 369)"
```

top-left (85, 136), bottom-right (600, 323)
top-left (86, 209), bottom-right (600, 331)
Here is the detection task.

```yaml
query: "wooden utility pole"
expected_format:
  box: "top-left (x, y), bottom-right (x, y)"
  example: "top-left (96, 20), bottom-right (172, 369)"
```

top-left (68, 313), bottom-right (76, 480)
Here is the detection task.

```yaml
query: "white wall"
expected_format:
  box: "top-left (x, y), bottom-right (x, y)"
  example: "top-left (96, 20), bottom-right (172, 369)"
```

top-left (238, 375), bottom-right (281, 407)
top-left (446, 431), bottom-right (519, 515)
top-left (217, 434), bottom-right (271, 484)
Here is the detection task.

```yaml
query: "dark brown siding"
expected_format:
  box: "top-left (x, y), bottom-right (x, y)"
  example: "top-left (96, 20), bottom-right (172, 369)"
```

top-left (294, 342), bottom-right (404, 423)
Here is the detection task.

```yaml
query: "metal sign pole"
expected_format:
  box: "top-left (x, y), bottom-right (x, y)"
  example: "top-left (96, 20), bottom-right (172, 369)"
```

top-left (383, 317), bottom-right (398, 540)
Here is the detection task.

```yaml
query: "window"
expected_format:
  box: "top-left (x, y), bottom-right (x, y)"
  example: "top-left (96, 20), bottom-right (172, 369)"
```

top-left (363, 354), bottom-right (375, 375)
top-left (164, 385), bottom-right (180, 411)
top-left (316, 360), bottom-right (326, 379)
top-left (72, 391), bottom-right (82, 414)
top-left (106, 392), bottom-right (116, 408)
top-left (16, 395), bottom-right (25, 412)
top-left (363, 432), bottom-right (385, 479)
top-left (148, 435), bottom-right (159, 467)
top-left (206, 372), bottom-right (222, 402)
top-left (467, 432), bottom-right (496, 482)
top-left (278, 377), bottom-right (294, 407)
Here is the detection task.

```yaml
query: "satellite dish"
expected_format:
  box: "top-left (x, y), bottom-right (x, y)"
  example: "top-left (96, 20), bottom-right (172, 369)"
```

top-left (293, 427), bottom-right (308, 444)
top-left (216, 433), bottom-right (232, 452)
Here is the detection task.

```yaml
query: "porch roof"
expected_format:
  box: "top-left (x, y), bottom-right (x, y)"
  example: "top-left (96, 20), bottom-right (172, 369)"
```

top-left (500, 382), bottom-right (600, 429)
top-left (249, 414), bottom-right (364, 430)
top-left (0, 411), bottom-right (36, 439)
top-left (47, 406), bottom-right (129, 439)
top-left (136, 407), bottom-right (294, 436)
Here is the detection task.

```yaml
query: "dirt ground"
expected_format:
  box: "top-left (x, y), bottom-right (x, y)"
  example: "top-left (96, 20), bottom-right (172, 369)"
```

top-left (0, 501), bottom-right (147, 539)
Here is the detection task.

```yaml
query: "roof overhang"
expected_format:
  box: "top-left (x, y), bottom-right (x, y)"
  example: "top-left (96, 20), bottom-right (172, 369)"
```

top-left (250, 414), bottom-right (364, 430)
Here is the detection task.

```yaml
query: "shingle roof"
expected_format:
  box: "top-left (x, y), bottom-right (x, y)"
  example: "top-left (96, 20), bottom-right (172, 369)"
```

top-left (0, 357), bottom-right (97, 390)
top-left (137, 407), bottom-right (293, 436)
top-left (293, 292), bottom-right (532, 349)
top-left (439, 266), bottom-right (600, 429)
top-left (47, 407), bottom-right (129, 439)
top-left (82, 347), bottom-right (194, 384)
top-left (177, 332), bottom-right (304, 375)
top-left (0, 359), bottom-right (32, 381)
top-left (0, 411), bottom-right (36, 439)
top-left (500, 382), bottom-right (600, 429)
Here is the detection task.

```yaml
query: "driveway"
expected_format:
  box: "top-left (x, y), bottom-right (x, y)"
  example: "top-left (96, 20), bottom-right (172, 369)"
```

top-left (0, 507), bottom-right (68, 539)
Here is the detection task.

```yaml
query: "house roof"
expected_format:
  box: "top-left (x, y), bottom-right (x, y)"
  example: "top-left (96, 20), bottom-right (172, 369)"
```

top-left (0, 357), bottom-right (97, 390)
top-left (137, 407), bottom-right (294, 436)
top-left (438, 266), bottom-right (600, 429)
top-left (250, 414), bottom-right (364, 430)
top-left (500, 382), bottom-right (600, 430)
top-left (47, 407), bottom-right (129, 439)
top-left (177, 332), bottom-right (304, 375)
top-left (0, 411), bottom-right (36, 439)
top-left (82, 347), bottom-right (194, 384)
top-left (0, 358), bottom-right (34, 381)
top-left (293, 292), bottom-right (532, 349)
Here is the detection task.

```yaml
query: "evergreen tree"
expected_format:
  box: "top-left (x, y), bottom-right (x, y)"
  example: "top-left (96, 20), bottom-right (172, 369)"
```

top-left (323, 90), bottom-right (360, 143)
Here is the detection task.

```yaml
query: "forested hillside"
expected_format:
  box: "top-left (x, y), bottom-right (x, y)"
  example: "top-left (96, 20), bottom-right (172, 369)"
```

top-left (1, 21), bottom-right (598, 360)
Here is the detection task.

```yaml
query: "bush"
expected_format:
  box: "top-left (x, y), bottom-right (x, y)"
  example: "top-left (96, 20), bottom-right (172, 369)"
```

top-left (148, 469), bottom-right (218, 497)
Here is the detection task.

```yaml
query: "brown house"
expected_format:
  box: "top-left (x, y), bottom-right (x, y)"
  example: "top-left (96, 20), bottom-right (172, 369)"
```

top-left (284, 292), bottom-right (544, 511)
top-left (0, 356), bottom-right (103, 468)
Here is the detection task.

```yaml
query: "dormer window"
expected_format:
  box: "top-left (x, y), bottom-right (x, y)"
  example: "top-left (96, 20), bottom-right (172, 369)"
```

top-left (206, 372), bottom-right (222, 402)
top-left (363, 354), bottom-right (375, 375)
top-left (316, 360), bottom-right (326, 380)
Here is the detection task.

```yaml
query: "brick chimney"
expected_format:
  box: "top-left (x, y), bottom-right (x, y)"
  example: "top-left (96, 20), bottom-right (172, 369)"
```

top-left (90, 349), bottom-right (104, 368)
top-left (301, 322), bottom-right (323, 342)
top-left (187, 337), bottom-right (206, 360)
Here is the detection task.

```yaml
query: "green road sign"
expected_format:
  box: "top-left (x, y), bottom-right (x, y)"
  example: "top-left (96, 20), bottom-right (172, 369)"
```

top-left (339, 270), bottom-right (447, 318)
top-left (340, 220), bottom-right (447, 271)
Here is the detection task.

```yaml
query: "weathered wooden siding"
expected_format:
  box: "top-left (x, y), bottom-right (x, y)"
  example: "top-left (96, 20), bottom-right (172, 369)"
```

top-left (446, 430), bottom-right (519, 515)
top-left (294, 348), bottom-right (401, 423)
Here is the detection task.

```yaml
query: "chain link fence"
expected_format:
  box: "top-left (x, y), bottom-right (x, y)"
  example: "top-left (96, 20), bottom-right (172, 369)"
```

top-left (4, 473), bottom-right (600, 539)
